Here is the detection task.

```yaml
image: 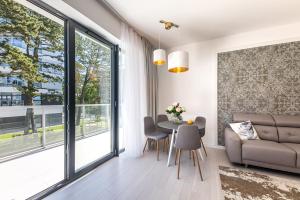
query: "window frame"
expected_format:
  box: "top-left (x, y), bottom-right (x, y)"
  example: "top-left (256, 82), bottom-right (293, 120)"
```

top-left (18, 1), bottom-right (121, 199)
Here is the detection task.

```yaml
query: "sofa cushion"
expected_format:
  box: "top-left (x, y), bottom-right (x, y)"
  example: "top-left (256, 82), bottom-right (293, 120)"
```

top-left (229, 121), bottom-right (259, 140)
top-left (253, 125), bottom-right (278, 142)
top-left (277, 127), bottom-right (300, 143)
top-left (282, 143), bottom-right (300, 168)
top-left (242, 140), bottom-right (296, 167)
top-left (273, 115), bottom-right (300, 128)
top-left (233, 113), bottom-right (275, 126)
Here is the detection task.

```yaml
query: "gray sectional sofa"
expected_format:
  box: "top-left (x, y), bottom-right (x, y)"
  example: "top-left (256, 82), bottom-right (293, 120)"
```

top-left (225, 113), bottom-right (300, 174)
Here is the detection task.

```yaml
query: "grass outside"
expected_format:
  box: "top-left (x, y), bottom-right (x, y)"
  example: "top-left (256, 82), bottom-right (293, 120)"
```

top-left (0, 125), bottom-right (64, 141)
top-left (0, 118), bottom-right (108, 140)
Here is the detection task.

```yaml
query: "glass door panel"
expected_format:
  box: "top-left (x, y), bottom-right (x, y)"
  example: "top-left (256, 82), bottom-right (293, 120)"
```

top-left (74, 30), bottom-right (112, 170)
top-left (0, 0), bottom-right (65, 199)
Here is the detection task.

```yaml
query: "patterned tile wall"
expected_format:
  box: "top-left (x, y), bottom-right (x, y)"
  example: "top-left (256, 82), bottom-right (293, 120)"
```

top-left (217, 41), bottom-right (300, 145)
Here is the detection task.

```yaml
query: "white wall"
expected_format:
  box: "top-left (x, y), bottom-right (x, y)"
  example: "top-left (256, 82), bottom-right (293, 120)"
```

top-left (158, 22), bottom-right (300, 147)
top-left (43, 0), bottom-right (121, 44)
top-left (63, 0), bottom-right (121, 38)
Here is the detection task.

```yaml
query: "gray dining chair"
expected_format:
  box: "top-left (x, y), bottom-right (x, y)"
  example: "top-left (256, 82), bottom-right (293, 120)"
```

top-left (143, 116), bottom-right (169, 161)
top-left (195, 116), bottom-right (207, 157)
top-left (174, 125), bottom-right (203, 181)
top-left (157, 114), bottom-right (172, 150)
top-left (156, 114), bottom-right (172, 133)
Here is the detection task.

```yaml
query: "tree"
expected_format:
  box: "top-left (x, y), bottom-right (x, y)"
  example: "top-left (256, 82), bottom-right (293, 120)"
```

top-left (75, 32), bottom-right (111, 126)
top-left (0, 0), bottom-right (64, 133)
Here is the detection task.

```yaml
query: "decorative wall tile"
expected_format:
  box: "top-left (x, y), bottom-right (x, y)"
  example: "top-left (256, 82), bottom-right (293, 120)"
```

top-left (217, 41), bottom-right (300, 145)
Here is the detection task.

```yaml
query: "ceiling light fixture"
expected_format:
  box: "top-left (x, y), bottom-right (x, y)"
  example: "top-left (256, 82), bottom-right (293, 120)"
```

top-left (153, 20), bottom-right (179, 66)
top-left (153, 20), bottom-right (189, 73)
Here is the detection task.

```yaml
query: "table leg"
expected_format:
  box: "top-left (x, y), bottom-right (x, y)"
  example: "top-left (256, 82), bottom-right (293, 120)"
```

top-left (167, 129), bottom-right (176, 167)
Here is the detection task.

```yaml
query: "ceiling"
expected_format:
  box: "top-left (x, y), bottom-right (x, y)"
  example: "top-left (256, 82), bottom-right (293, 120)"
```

top-left (105, 0), bottom-right (300, 48)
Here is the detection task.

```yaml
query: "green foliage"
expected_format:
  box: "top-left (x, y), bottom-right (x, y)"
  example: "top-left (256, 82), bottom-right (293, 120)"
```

top-left (0, 0), bottom-right (64, 105)
top-left (84, 78), bottom-right (100, 103)
top-left (75, 32), bottom-right (111, 104)
top-left (0, 131), bottom-right (23, 140)
top-left (0, 0), bottom-right (111, 106)
top-left (0, 42), bottom-right (45, 98)
top-left (0, 124), bottom-right (64, 140)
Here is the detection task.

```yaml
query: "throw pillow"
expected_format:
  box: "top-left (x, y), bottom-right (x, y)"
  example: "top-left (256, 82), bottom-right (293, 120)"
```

top-left (229, 121), bottom-right (259, 140)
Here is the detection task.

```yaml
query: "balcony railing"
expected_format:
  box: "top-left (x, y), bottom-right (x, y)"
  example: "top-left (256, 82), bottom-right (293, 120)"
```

top-left (0, 104), bottom-right (110, 161)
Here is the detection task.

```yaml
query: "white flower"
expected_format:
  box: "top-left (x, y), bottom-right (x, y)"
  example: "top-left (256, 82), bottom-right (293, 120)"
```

top-left (176, 107), bottom-right (181, 112)
top-left (167, 106), bottom-right (173, 111)
top-left (181, 107), bottom-right (186, 112)
top-left (172, 102), bottom-right (179, 107)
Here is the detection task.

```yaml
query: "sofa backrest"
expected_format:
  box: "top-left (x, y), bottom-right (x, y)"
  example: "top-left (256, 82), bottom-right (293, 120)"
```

top-left (232, 113), bottom-right (278, 142)
top-left (253, 125), bottom-right (279, 142)
top-left (233, 113), bottom-right (275, 126)
top-left (273, 115), bottom-right (300, 144)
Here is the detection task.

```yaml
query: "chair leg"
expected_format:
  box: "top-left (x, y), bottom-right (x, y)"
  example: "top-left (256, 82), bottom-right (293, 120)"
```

top-left (177, 149), bottom-right (181, 179)
top-left (194, 150), bottom-right (203, 181)
top-left (148, 139), bottom-right (152, 150)
top-left (166, 139), bottom-right (168, 152)
top-left (163, 139), bottom-right (166, 152)
top-left (175, 148), bottom-right (178, 165)
top-left (143, 138), bottom-right (148, 154)
top-left (156, 140), bottom-right (160, 161)
top-left (192, 150), bottom-right (195, 166)
top-left (198, 148), bottom-right (204, 160)
top-left (200, 138), bottom-right (208, 157)
top-left (166, 137), bottom-right (170, 152)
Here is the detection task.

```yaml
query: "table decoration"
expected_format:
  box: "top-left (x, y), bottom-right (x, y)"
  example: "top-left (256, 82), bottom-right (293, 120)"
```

top-left (166, 102), bottom-right (185, 124)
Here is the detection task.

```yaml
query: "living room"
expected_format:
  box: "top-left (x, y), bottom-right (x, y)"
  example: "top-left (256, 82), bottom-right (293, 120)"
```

top-left (0, 0), bottom-right (299, 199)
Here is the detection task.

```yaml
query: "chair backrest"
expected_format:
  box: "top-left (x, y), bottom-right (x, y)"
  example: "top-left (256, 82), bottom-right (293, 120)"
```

top-left (157, 114), bottom-right (168, 123)
top-left (175, 125), bottom-right (201, 150)
top-left (195, 116), bottom-right (206, 136)
top-left (195, 116), bottom-right (206, 125)
top-left (144, 116), bottom-right (156, 135)
top-left (156, 114), bottom-right (172, 134)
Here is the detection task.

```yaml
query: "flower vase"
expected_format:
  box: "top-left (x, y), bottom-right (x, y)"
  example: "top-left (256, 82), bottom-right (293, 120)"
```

top-left (170, 114), bottom-right (183, 124)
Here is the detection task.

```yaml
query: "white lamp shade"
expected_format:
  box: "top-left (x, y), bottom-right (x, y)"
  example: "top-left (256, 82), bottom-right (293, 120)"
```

top-left (153, 49), bottom-right (166, 65)
top-left (168, 51), bottom-right (189, 73)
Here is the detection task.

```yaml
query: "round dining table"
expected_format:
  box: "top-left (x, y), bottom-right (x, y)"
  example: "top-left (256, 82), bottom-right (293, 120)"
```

top-left (157, 121), bottom-right (205, 167)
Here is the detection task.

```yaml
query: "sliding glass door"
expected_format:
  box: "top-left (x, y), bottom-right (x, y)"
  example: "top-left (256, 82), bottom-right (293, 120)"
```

top-left (74, 29), bottom-right (114, 170)
top-left (0, 0), bottom-right (119, 199)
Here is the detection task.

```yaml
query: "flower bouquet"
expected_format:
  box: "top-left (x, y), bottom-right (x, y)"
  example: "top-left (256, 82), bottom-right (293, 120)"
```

top-left (166, 102), bottom-right (186, 124)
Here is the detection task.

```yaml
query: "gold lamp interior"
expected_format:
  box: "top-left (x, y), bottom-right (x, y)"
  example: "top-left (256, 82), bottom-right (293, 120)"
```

top-left (168, 66), bottom-right (189, 73)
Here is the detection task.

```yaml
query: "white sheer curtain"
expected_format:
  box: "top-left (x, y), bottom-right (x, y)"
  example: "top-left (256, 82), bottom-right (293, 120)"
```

top-left (120, 23), bottom-right (147, 157)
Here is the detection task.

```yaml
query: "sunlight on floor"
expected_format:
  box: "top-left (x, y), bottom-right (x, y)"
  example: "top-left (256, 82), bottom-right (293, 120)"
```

top-left (0, 132), bottom-right (112, 200)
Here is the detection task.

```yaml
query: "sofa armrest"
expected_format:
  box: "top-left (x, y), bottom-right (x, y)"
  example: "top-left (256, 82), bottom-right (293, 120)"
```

top-left (224, 127), bottom-right (242, 164)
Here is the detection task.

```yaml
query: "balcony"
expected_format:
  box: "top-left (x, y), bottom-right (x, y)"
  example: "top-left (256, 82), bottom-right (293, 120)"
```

top-left (0, 104), bottom-right (109, 159)
top-left (0, 104), bottom-right (120, 199)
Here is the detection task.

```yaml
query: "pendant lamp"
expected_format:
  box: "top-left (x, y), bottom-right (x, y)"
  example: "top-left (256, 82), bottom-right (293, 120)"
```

top-left (153, 49), bottom-right (166, 65)
top-left (153, 20), bottom-right (189, 73)
top-left (168, 51), bottom-right (189, 73)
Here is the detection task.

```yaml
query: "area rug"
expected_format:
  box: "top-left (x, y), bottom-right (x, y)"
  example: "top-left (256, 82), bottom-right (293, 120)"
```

top-left (219, 166), bottom-right (300, 200)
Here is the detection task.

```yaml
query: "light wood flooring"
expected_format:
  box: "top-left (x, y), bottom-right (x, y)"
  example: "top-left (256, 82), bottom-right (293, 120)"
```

top-left (45, 147), bottom-right (300, 200)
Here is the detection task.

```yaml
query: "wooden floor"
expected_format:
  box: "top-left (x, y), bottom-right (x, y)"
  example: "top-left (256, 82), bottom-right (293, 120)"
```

top-left (45, 147), bottom-right (300, 200)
